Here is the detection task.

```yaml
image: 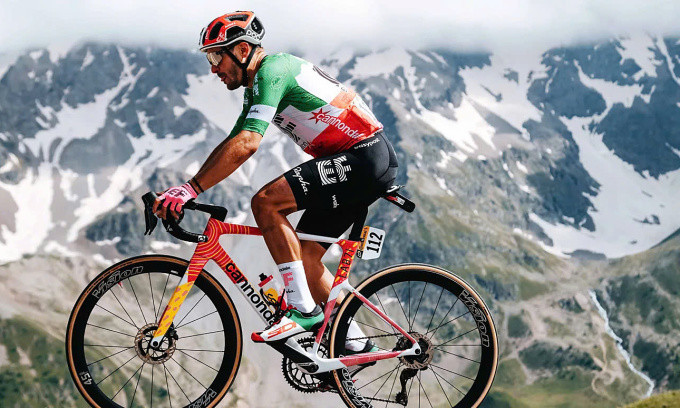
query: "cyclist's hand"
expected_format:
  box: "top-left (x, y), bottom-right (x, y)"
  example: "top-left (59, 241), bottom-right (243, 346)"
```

top-left (152, 183), bottom-right (198, 220)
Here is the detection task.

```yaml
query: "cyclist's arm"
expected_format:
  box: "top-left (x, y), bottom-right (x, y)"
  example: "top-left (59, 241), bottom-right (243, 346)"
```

top-left (191, 130), bottom-right (262, 192)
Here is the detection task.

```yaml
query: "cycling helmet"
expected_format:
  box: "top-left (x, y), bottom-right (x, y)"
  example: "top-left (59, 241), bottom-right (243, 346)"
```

top-left (198, 11), bottom-right (265, 51)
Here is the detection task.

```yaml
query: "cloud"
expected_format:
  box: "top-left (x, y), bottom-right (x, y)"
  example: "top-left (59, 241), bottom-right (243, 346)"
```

top-left (2, 0), bottom-right (680, 54)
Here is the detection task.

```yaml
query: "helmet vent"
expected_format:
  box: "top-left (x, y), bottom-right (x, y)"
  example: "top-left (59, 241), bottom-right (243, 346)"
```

top-left (227, 14), bottom-right (248, 21)
top-left (251, 18), bottom-right (263, 33)
top-left (208, 22), bottom-right (224, 40)
top-left (225, 27), bottom-right (244, 43)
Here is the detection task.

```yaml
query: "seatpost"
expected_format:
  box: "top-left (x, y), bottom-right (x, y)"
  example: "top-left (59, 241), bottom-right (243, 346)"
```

top-left (348, 206), bottom-right (368, 242)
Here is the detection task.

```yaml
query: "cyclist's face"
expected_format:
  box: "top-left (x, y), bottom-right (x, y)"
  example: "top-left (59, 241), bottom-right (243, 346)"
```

top-left (207, 46), bottom-right (244, 90)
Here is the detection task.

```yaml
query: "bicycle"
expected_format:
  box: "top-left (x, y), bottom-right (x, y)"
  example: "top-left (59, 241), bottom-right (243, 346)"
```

top-left (66, 187), bottom-right (498, 408)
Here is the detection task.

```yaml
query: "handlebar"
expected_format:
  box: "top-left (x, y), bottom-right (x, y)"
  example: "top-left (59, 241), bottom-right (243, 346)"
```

top-left (141, 192), bottom-right (229, 243)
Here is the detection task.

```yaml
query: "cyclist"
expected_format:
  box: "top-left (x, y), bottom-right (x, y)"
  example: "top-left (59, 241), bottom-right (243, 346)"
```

top-left (153, 11), bottom-right (398, 352)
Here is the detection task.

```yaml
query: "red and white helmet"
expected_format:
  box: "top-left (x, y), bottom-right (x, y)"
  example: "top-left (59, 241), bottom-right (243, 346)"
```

top-left (198, 11), bottom-right (265, 51)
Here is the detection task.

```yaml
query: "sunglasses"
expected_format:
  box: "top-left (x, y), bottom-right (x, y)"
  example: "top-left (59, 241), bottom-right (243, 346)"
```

top-left (206, 49), bottom-right (228, 66)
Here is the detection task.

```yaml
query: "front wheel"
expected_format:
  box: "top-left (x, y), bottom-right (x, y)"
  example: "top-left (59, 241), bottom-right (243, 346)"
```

top-left (66, 255), bottom-right (242, 408)
top-left (330, 264), bottom-right (498, 408)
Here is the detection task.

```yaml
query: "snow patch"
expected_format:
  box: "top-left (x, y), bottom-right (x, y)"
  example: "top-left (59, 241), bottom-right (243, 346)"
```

top-left (418, 96), bottom-right (496, 155)
top-left (531, 116), bottom-right (680, 258)
top-left (350, 48), bottom-right (412, 78)
top-left (618, 35), bottom-right (658, 80)
top-left (183, 74), bottom-right (243, 134)
top-left (460, 51), bottom-right (545, 138)
top-left (81, 48), bottom-right (95, 70)
top-left (516, 161), bottom-right (528, 174)
top-left (575, 62), bottom-right (643, 109)
top-left (147, 86), bottom-right (159, 98)
top-left (0, 163), bottom-right (53, 263)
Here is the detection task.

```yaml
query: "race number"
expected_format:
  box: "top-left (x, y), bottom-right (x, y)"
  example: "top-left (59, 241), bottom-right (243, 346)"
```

top-left (358, 226), bottom-right (385, 259)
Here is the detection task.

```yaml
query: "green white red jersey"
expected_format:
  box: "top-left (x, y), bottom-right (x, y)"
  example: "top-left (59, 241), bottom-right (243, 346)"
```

top-left (228, 53), bottom-right (383, 158)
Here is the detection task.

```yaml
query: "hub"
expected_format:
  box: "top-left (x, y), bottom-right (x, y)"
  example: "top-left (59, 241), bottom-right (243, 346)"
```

top-left (397, 333), bottom-right (434, 370)
top-left (134, 323), bottom-right (177, 365)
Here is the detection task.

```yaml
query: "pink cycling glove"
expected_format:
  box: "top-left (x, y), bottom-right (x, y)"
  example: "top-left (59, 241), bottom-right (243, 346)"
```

top-left (158, 182), bottom-right (198, 213)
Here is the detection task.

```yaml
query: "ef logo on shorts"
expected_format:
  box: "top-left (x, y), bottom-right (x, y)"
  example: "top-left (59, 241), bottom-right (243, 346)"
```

top-left (317, 156), bottom-right (352, 185)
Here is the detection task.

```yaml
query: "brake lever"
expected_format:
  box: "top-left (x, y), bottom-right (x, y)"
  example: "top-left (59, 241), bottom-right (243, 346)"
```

top-left (142, 192), bottom-right (159, 235)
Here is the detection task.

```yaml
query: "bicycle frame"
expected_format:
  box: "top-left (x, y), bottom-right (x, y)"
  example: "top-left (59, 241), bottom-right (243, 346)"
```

top-left (150, 216), bottom-right (421, 373)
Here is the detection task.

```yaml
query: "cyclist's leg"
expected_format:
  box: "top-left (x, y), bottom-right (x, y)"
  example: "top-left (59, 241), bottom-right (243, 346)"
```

top-left (251, 176), bottom-right (319, 316)
top-left (251, 176), bottom-right (301, 263)
top-left (300, 240), bottom-right (334, 304)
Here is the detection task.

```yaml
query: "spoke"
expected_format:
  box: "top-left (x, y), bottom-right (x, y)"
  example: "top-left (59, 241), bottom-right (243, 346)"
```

top-left (96, 353), bottom-right (137, 386)
top-left (85, 344), bottom-right (134, 348)
top-left (87, 346), bottom-right (135, 367)
top-left (156, 273), bottom-right (172, 321)
top-left (425, 287), bottom-right (445, 333)
top-left (127, 277), bottom-right (148, 325)
top-left (178, 329), bottom-right (223, 340)
top-left (371, 363), bottom-right (401, 400)
top-left (94, 304), bottom-right (137, 328)
top-left (163, 364), bottom-right (174, 408)
top-left (427, 311), bottom-right (472, 339)
top-left (418, 371), bottom-right (434, 408)
top-left (388, 285), bottom-right (410, 331)
top-left (430, 366), bottom-right (453, 406)
top-left (358, 364), bottom-right (401, 391)
top-left (175, 348), bottom-right (224, 353)
top-left (111, 361), bottom-right (143, 400)
top-left (176, 349), bottom-right (219, 373)
top-left (432, 368), bottom-right (466, 397)
top-left (150, 364), bottom-right (154, 408)
top-left (175, 311), bottom-right (218, 329)
top-left (374, 291), bottom-right (398, 334)
top-left (170, 356), bottom-right (208, 389)
top-left (437, 327), bottom-right (478, 347)
top-left (410, 283), bottom-right (428, 331)
top-left (110, 287), bottom-right (139, 328)
top-left (148, 274), bottom-right (157, 324)
top-left (352, 319), bottom-right (393, 335)
top-left (176, 293), bottom-right (206, 327)
top-left (408, 281), bottom-right (411, 329)
top-left (427, 296), bottom-right (460, 341)
top-left (432, 344), bottom-right (482, 347)
top-left (432, 347), bottom-right (481, 363)
top-left (430, 363), bottom-right (475, 381)
top-left (165, 362), bottom-right (190, 403)
top-left (87, 323), bottom-right (136, 338)
top-left (386, 363), bottom-right (402, 408)
top-left (129, 363), bottom-right (145, 407)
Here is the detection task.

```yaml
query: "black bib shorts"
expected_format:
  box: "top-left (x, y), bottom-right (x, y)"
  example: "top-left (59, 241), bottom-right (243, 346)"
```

top-left (283, 132), bottom-right (398, 247)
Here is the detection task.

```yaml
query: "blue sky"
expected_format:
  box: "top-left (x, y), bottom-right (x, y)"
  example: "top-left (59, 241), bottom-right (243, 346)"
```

top-left (2, 0), bottom-right (680, 53)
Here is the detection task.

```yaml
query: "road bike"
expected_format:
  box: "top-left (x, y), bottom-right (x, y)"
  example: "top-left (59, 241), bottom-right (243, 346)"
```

top-left (66, 187), bottom-right (498, 407)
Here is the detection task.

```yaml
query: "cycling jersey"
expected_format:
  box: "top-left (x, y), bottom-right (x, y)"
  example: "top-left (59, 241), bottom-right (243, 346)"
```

top-left (228, 53), bottom-right (383, 158)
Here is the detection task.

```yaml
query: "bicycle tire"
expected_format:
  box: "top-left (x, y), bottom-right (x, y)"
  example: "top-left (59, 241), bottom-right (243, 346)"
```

top-left (329, 263), bottom-right (498, 408)
top-left (66, 255), bottom-right (242, 408)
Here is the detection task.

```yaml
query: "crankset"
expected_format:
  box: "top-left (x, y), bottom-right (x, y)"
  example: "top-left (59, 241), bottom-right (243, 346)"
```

top-left (282, 336), bottom-right (336, 394)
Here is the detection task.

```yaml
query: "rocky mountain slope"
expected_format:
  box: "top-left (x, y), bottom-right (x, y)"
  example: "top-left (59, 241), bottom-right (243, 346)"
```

top-left (1, 35), bottom-right (679, 407)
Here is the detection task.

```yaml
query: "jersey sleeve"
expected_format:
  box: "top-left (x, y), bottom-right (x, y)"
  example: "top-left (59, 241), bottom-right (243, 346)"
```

top-left (227, 99), bottom-right (248, 139)
top-left (241, 56), bottom-right (292, 135)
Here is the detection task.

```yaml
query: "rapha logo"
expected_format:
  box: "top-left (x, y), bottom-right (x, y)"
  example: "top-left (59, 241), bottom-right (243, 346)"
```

top-left (317, 156), bottom-right (351, 185)
top-left (291, 166), bottom-right (309, 194)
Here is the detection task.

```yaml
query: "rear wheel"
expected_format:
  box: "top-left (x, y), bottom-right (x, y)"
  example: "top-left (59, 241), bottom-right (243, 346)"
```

top-left (330, 264), bottom-right (498, 408)
top-left (66, 255), bottom-right (242, 408)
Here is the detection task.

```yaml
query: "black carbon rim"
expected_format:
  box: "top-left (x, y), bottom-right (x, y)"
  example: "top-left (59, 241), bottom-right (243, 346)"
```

top-left (330, 265), bottom-right (498, 408)
top-left (66, 256), bottom-right (242, 408)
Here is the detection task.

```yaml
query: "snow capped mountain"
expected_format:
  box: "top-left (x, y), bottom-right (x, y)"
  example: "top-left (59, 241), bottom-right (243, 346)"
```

top-left (1, 35), bottom-right (680, 407)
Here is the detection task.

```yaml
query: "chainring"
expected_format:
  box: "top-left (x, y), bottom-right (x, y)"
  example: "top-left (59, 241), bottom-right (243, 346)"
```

top-left (281, 336), bottom-right (336, 394)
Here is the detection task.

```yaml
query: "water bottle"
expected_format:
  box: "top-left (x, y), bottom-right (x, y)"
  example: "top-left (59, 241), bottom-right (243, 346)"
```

top-left (258, 273), bottom-right (286, 308)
